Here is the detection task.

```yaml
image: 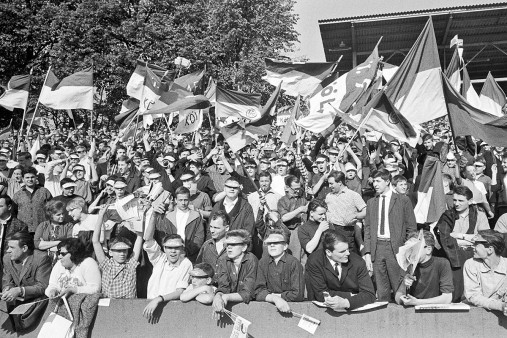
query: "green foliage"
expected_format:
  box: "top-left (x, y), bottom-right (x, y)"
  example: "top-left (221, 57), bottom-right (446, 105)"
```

top-left (0, 0), bottom-right (299, 125)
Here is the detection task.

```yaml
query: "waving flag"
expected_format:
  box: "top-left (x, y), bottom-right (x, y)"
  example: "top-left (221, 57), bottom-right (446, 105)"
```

top-left (461, 64), bottom-right (481, 110)
top-left (0, 74), bottom-right (31, 111)
top-left (244, 82), bottom-right (282, 136)
top-left (280, 96), bottom-right (301, 146)
top-left (445, 48), bottom-right (461, 92)
top-left (127, 60), bottom-right (175, 100)
top-left (174, 110), bottom-right (203, 134)
top-left (385, 18), bottom-right (446, 125)
top-left (216, 87), bottom-right (261, 125)
top-left (175, 68), bottom-right (206, 94)
top-left (296, 44), bottom-right (380, 134)
top-left (396, 230), bottom-right (426, 274)
top-left (414, 155), bottom-right (446, 223)
top-left (221, 121), bottom-right (256, 152)
top-left (263, 59), bottom-right (335, 97)
top-left (479, 72), bottom-right (506, 117)
top-left (39, 67), bottom-right (94, 110)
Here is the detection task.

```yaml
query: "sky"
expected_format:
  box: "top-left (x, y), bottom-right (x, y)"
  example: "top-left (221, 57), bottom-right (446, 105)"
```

top-left (292, 0), bottom-right (503, 61)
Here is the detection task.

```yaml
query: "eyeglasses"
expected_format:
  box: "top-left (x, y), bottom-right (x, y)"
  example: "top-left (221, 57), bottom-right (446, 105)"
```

top-left (56, 250), bottom-right (69, 257)
top-left (163, 245), bottom-right (183, 250)
top-left (225, 242), bottom-right (245, 247)
top-left (265, 241), bottom-right (286, 246)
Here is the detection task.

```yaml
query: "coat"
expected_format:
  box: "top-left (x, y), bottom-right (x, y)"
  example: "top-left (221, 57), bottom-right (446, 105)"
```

top-left (363, 193), bottom-right (416, 261)
top-left (209, 197), bottom-right (255, 238)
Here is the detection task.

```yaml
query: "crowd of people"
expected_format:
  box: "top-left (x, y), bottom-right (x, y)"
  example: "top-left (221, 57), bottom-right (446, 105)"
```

top-left (1, 118), bottom-right (507, 332)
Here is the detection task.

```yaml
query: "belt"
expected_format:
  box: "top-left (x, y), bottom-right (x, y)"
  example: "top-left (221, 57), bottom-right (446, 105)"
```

top-left (377, 238), bottom-right (391, 242)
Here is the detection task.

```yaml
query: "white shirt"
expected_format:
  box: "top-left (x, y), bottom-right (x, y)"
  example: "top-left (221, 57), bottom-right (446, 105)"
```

top-left (247, 189), bottom-right (282, 219)
top-left (271, 175), bottom-right (287, 196)
top-left (45, 258), bottom-right (101, 297)
top-left (215, 240), bottom-right (224, 255)
top-left (223, 197), bottom-right (239, 213)
top-left (377, 188), bottom-right (393, 239)
top-left (175, 208), bottom-right (190, 240)
top-left (143, 240), bottom-right (192, 299)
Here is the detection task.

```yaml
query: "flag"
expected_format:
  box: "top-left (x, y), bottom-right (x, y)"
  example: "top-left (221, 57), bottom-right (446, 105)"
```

top-left (280, 96), bottom-right (301, 146)
top-left (126, 60), bottom-right (175, 100)
top-left (139, 67), bottom-right (173, 126)
top-left (396, 230), bottom-right (426, 274)
top-left (39, 67), bottom-right (94, 110)
top-left (382, 63), bottom-right (399, 83)
top-left (216, 87), bottom-right (261, 124)
top-left (445, 48), bottom-right (461, 92)
top-left (174, 68), bottom-right (206, 94)
top-left (243, 82), bottom-right (282, 136)
top-left (221, 121), bottom-right (256, 153)
top-left (296, 44), bottom-right (380, 134)
top-left (204, 77), bottom-right (216, 105)
top-left (0, 74), bottom-right (30, 111)
top-left (385, 18), bottom-right (446, 125)
top-left (263, 59), bottom-right (335, 97)
top-left (329, 90), bottom-right (419, 146)
top-left (413, 155), bottom-right (446, 223)
top-left (442, 71), bottom-right (507, 147)
top-left (479, 72), bottom-right (506, 117)
top-left (146, 95), bottom-right (211, 115)
top-left (0, 126), bottom-right (10, 141)
top-left (115, 104), bottom-right (139, 128)
top-left (174, 110), bottom-right (203, 134)
top-left (461, 64), bottom-right (482, 110)
top-left (261, 81), bottom-right (282, 117)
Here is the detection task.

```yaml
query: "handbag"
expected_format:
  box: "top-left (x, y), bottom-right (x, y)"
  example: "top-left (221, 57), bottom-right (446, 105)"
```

top-left (38, 296), bottom-right (75, 338)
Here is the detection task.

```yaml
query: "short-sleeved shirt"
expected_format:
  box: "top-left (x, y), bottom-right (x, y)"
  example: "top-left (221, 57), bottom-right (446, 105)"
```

top-left (99, 256), bottom-right (139, 299)
top-left (325, 187), bottom-right (366, 226)
top-left (278, 194), bottom-right (308, 230)
top-left (401, 256), bottom-right (454, 300)
top-left (143, 240), bottom-right (192, 299)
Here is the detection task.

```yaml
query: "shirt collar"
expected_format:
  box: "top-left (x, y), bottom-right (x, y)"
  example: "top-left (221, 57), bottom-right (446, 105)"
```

top-left (223, 197), bottom-right (239, 207)
top-left (327, 256), bottom-right (340, 268)
top-left (479, 257), bottom-right (507, 274)
top-left (270, 252), bottom-right (286, 264)
top-left (381, 188), bottom-right (393, 199)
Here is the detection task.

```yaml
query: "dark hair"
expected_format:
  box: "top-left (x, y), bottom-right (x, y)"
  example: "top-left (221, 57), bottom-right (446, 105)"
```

top-left (323, 231), bottom-right (348, 252)
top-left (22, 167), bottom-right (38, 177)
top-left (477, 230), bottom-right (505, 255)
top-left (244, 158), bottom-right (257, 167)
top-left (117, 155), bottom-right (131, 165)
top-left (258, 171), bottom-right (272, 181)
top-left (44, 199), bottom-right (66, 219)
top-left (211, 210), bottom-right (230, 226)
top-left (422, 134), bottom-right (433, 142)
top-left (453, 185), bottom-right (473, 201)
top-left (9, 231), bottom-right (34, 252)
top-left (194, 262), bottom-right (215, 278)
top-left (0, 195), bottom-right (13, 208)
top-left (58, 238), bottom-right (89, 265)
top-left (188, 160), bottom-right (203, 169)
top-left (391, 174), bottom-right (407, 186)
top-left (408, 230), bottom-right (435, 248)
top-left (308, 199), bottom-right (327, 212)
top-left (60, 177), bottom-right (75, 187)
top-left (18, 152), bottom-right (31, 161)
top-left (175, 186), bottom-right (190, 198)
top-left (226, 229), bottom-right (251, 247)
top-left (264, 228), bottom-right (289, 243)
top-left (372, 169), bottom-right (391, 182)
top-left (162, 234), bottom-right (184, 247)
top-left (284, 174), bottom-right (300, 187)
top-left (328, 170), bottom-right (345, 184)
top-left (316, 154), bottom-right (329, 162)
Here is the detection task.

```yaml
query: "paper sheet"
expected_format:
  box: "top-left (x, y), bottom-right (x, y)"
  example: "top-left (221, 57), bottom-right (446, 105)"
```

top-left (298, 314), bottom-right (320, 334)
top-left (98, 298), bottom-right (111, 307)
top-left (312, 301), bottom-right (389, 312)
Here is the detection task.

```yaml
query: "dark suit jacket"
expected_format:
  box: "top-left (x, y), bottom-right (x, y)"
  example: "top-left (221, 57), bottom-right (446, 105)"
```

top-left (305, 250), bottom-right (375, 310)
top-left (364, 192), bottom-right (416, 261)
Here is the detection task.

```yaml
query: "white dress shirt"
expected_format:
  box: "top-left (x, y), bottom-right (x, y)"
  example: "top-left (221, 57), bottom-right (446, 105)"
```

top-left (377, 188), bottom-right (393, 239)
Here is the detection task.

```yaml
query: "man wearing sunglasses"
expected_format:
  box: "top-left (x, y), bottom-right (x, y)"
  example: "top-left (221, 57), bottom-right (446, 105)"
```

top-left (254, 229), bottom-right (304, 313)
top-left (464, 230), bottom-right (507, 315)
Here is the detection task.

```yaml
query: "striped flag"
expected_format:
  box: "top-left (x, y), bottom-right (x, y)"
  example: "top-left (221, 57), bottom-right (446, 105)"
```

top-left (139, 67), bottom-right (169, 127)
top-left (174, 68), bottom-right (206, 94)
top-left (263, 59), bottom-right (335, 98)
top-left (244, 82), bottom-right (282, 136)
top-left (479, 72), bottom-right (506, 117)
top-left (126, 60), bottom-right (175, 100)
top-left (280, 96), bottom-right (301, 146)
top-left (221, 121), bottom-right (256, 153)
top-left (385, 18), bottom-right (446, 125)
top-left (445, 48), bottom-right (461, 92)
top-left (0, 75), bottom-right (30, 111)
top-left (296, 45), bottom-right (380, 134)
top-left (216, 87), bottom-right (261, 125)
top-left (461, 64), bottom-right (482, 110)
top-left (39, 67), bottom-right (94, 110)
top-left (413, 155), bottom-right (446, 223)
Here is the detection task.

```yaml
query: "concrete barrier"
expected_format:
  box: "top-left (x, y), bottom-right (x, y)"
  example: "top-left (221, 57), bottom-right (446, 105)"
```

top-left (1, 300), bottom-right (506, 337)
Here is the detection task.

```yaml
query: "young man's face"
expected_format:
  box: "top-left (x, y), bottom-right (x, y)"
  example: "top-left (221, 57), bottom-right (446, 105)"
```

top-left (176, 193), bottom-right (189, 211)
top-left (327, 177), bottom-right (341, 194)
top-left (259, 176), bottom-right (272, 193)
top-left (23, 173), bottom-right (36, 188)
top-left (225, 237), bottom-right (247, 260)
top-left (117, 161), bottom-right (129, 175)
top-left (0, 198), bottom-right (11, 218)
top-left (326, 241), bottom-right (349, 264)
top-left (110, 247), bottom-right (129, 264)
top-left (209, 218), bottom-right (228, 241)
top-left (62, 186), bottom-right (75, 197)
top-left (316, 158), bottom-right (327, 173)
top-left (423, 139), bottom-right (433, 150)
top-left (395, 181), bottom-right (408, 195)
top-left (373, 177), bottom-right (390, 195)
top-left (474, 163), bottom-right (485, 175)
top-left (346, 169), bottom-right (356, 180)
top-left (265, 234), bottom-right (287, 259)
top-left (453, 193), bottom-right (470, 213)
top-left (310, 206), bottom-right (327, 223)
top-left (116, 149), bottom-right (126, 158)
top-left (163, 238), bottom-right (185, 264)
top-left (115, 186), bottom-right (126, 198)
top-left (74, 169), bottom-right (85, 180)
top-left (277, 163), bottom-right (288, 176)
top-left (464, 166), bottom-right (476, 180)
top-left (473, 242), bottom-right (491, 260)
top-left (259, 162), bottom-right (269, 171)
top-left (245, 165), bottom-right (256, 178)
top-left (216, 160), bottom-right (226, 174)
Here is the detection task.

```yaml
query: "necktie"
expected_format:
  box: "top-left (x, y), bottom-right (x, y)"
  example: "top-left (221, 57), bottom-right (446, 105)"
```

top-left (334, 263), bottom-right (340, 280)
top-left (380, 196), bottom-right (386, 235)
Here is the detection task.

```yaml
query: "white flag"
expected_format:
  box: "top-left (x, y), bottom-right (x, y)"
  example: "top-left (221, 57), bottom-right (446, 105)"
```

top-left (174, 110), bottom-right (203, 134)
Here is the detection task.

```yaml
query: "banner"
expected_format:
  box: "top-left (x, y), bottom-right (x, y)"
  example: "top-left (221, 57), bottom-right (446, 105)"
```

top-left (174, 109), bottom-right (203, 134)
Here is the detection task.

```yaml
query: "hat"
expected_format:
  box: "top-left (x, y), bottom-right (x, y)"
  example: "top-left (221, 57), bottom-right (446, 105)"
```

top-left (69, 154), bottom-right (79, 159)
top-left (390, 139), bottom-right (400, 146)
top-left (385, 162), bottom-right (399, 172)
top-left (179, 171), bottom-right (195, 181)
top-left (474, 161), bottom-right (485, 167)
top-left (224, 178), bottom-right (241, 188)
top-left (260, 158), bottom-right (270, 164)
top-left (105, 177), bottom-right (115, 186)
top-left (189, 267), bottom-right (210, 278)
top-left (110, 241), bottom-right (131, 250)
top-left (36, 153), bottom-right (47, 159)
top-left (72, 164), bottom-right (85, 172)
top-left (276, 159), bottom-right (288, 166)
top-left (148, 172), bottom-right (161, 179)
top-left (114, 177), bottom-right (128, 188)
top-left (225, 236), bottom-right (245, 245)
top-left (344, 162), bottom-right (357, 172)
top-left (62, 181), bottom-right (77, 189)
top-left (328, 147), bottom-right (339, 155)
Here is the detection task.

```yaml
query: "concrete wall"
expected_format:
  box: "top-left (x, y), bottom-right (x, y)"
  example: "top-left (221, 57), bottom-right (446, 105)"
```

top-left (1, 300), bottom-right (506, 338)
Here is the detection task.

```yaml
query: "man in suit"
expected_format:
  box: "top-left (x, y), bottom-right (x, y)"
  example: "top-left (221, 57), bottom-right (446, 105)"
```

top-left (305, 231), bottom-right (376, 310)
top-left (363, 169), bottom-right (416, 301)
top-left (2, 231), bottom-right (51, 331)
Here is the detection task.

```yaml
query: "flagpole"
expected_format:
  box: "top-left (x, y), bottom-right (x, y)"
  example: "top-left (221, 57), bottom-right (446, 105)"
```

top-left (26, 66), bottom-right (51, 136)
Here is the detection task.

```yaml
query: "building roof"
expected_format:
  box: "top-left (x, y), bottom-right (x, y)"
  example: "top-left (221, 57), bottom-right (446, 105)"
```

top-left (318, 2), bottom-right (507, 90)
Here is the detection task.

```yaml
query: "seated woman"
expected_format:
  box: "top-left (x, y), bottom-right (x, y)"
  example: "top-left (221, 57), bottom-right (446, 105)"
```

top-left (45, 238), bottom-right (101, 297)
top-left (34, 200), bottom-right (74, 262)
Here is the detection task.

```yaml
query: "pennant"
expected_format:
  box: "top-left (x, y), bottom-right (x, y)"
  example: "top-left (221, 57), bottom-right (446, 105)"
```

top-left (413, 155), bottom-right (446, 223)
top-left (139, 67), bottom-right (171, 127)
top-left (280, 96), bottom-right (301, 146)
top-left (296, 44), bottom-right (380, 134)
top-left (445, 48), bottom-right (461, 92)
top-left (479, 72), bottom-right (506, 117)
top-left (243, 83), bottom-right (282, 136)
top-left (221, 121), bottom-right (256, 153)
top-left (126, 60), bottom-right (175, 100)
top-left (216, 87), bottom-right (261, 124)
top-left (443, 71), bottom-right (507, 147)
top-left (39, 67), bottom-right (94, 110)
top-left (0, 74), bottom-right (30, 111)
top-left (461, 64), bottom-right (482, 110)
top-left (385, 18), bottom-right (446, 125)
top-left (174, 110), bottom-right (202, 134)
top-left (263, 59), bottom-right (335, 97)
top-left (174, 68), bottom-right (206, 94)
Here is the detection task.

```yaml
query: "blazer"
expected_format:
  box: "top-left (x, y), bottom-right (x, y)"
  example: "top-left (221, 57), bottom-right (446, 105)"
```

top-left (363, 192), bottom-right (416, 261)
top-left (305, 249), bottom-right (376, 310)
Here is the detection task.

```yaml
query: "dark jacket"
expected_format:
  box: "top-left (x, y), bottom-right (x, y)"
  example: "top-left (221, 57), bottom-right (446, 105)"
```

top-left (209, 197), bottom-right (255, 239)
top-left (0, 217), bottom-right (28, 261)
top-left (124, 168), bottom-right (143, 194)
top-left (216, 252), bottom-right (258, 303)
top-left (305, 249), bottom-right (376, 310)
top-left (363, 193), bottom-right (416, 261)
top-left (154, 209), bottom-right (205, 263)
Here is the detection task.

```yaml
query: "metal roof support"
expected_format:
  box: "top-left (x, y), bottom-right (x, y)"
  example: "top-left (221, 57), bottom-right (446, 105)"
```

top-left (441, 13), bottom-right (453, 45)
top-left (491, 44), bottom-right (507, 57)
top-left (384, 50), bottom-right (407, 63)
top-left (465, 44), bottom-right (489, 66)
top-left (351, 22), bottom-right (357, 67)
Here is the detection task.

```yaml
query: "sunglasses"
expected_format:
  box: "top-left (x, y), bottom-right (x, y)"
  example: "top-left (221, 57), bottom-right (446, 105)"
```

top-left (225, 242), bottom-right (245, 247)
top-left (265, 241), bottom-right (286, 246)
top-left (56, 250), bottom-right (69, 257)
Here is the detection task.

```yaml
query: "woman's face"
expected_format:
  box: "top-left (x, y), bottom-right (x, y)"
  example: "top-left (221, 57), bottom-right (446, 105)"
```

top-left (12, 169), bottom-right (22, 182)
top-left (52, 211), bottom-right (65, 224)
top-left (67, 207), bottom-right (82, 221)
top-left (58, 246), bottom-right (74, 269)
